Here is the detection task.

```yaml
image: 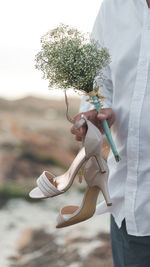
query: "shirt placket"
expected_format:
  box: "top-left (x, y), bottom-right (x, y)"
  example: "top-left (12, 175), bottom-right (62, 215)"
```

top-left (125, 7), bottom-right (150, 235)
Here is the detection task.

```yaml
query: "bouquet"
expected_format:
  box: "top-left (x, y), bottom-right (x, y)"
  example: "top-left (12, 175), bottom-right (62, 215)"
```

top-left (35, 24), bottom-right (119, 161)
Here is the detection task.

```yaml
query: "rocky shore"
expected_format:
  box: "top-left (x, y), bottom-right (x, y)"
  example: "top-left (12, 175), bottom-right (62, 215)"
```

top-left (0, 96), bottom-right (109, 190)
top-left (0, 96), bottom-right (111, 267)
top-left (11, 228), bottom-right (113, 267)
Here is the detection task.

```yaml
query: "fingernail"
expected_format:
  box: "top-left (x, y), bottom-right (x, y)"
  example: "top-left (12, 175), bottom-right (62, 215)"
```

top-left (98, 113), bottom-right (106, 119)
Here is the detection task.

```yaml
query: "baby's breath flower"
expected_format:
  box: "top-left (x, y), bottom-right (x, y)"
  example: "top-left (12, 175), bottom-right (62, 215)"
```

top-left (35, 24), bottom-right (110, 94)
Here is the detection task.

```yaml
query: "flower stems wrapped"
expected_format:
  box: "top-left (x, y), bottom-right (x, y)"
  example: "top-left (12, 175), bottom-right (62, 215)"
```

top-left (35, 24), bottom-right (120, 162)
top-left (91, 94), bottom-right (120, 162)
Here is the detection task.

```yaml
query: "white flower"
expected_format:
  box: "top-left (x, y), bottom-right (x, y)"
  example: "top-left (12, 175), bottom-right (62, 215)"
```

top-left (35, 24), bottom-right (110, 94)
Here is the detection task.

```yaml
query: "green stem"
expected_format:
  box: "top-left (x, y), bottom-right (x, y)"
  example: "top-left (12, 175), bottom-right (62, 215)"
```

top-left (91, 96), bottom-right (120, 162)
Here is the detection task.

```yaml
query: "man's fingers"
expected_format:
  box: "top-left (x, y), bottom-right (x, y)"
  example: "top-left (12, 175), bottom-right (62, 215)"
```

top-left (71, 125), bottom-right (77, 135)
top-left (97, 112), bottom-right (107, 120)
top-left (70, 109), bottom-right (108, 141)
top-left (97, 109), bottom-right (112, 120)
top-left (98, 124), bottom-right (105, 134)
top-left (71, 124), bottom-right (87, 137)
top-left (70, 112), bottom-right (87, 142)
top-left (96, 108), bottom-right (115, 131)
top-left (75, 136), bottom-right (82, 142)
top-left (108, 116), bottom-right (115, 127)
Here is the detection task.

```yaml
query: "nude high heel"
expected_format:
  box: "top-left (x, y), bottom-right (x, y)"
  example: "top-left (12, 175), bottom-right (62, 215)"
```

top-left (29, 115), bottom-right (104, 199)
top-left (56, 149), bottom-right (112, 228)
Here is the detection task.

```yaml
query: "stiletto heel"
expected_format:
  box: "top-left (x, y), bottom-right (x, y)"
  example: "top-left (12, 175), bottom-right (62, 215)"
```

top-left (56, 157), bottom-right (112, 228)
top-left (100, 180), bottom-right (112, 206)
top-left (85, 157), bottom-right (112, 207)
top-left (29, 115), bottom-right (104, 199)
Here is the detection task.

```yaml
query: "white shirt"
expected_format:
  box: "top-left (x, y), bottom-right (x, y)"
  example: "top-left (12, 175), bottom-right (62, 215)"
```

top-left (80, 0), bottom-right (150, 236)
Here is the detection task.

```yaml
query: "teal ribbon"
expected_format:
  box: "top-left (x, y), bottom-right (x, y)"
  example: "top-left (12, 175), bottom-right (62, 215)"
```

top-left (91, 95), bottom-right (120, 162)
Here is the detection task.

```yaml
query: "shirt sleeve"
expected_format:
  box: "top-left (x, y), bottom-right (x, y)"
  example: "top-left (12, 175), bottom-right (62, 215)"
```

top-left (79, 2), bottom-right (113, 112)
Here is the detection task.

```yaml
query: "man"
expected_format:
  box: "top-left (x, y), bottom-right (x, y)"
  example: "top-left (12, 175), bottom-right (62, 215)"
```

top-left (71, 0), bottom-right (150, 266)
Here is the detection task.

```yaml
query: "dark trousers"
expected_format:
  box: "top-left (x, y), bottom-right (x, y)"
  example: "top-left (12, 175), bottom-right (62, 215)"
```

top-left (110, 215), bottom-right (150, 267)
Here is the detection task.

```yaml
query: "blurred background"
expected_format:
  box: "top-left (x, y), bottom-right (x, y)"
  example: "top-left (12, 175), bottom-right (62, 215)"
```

top-left (0, 0), bottom-right (113, 266)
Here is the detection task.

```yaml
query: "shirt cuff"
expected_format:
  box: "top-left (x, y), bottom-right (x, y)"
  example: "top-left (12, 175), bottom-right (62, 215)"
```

top-left (79, 95), bottom-right (95, 112)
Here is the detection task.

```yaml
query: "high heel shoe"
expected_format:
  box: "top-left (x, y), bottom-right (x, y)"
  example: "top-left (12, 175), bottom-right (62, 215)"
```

top-left (29, 115), bottom-right (103, 199)
top-left (56, 156), bottom-right (112, 228)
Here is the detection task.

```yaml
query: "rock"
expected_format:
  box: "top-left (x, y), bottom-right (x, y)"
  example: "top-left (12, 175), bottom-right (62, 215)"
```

top-left (16, 229), bottom-right (33, 251)
top-left (0, 97), bottom-right (80, 187)
top-left (11, 228), bottom-right (113, 267)
top-left (82, 233), bottom-right (113, 267)
top-left (12, 228), bottom-right (81, 267)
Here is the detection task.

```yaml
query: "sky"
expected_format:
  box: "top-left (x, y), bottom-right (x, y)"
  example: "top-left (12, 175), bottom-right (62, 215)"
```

top-left (0, 0), bottom-right (102, 100)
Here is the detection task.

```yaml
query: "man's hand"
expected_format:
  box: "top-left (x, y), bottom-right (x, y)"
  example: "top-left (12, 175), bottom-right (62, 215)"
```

top-left (71, 108), bottom-right (115, 141)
